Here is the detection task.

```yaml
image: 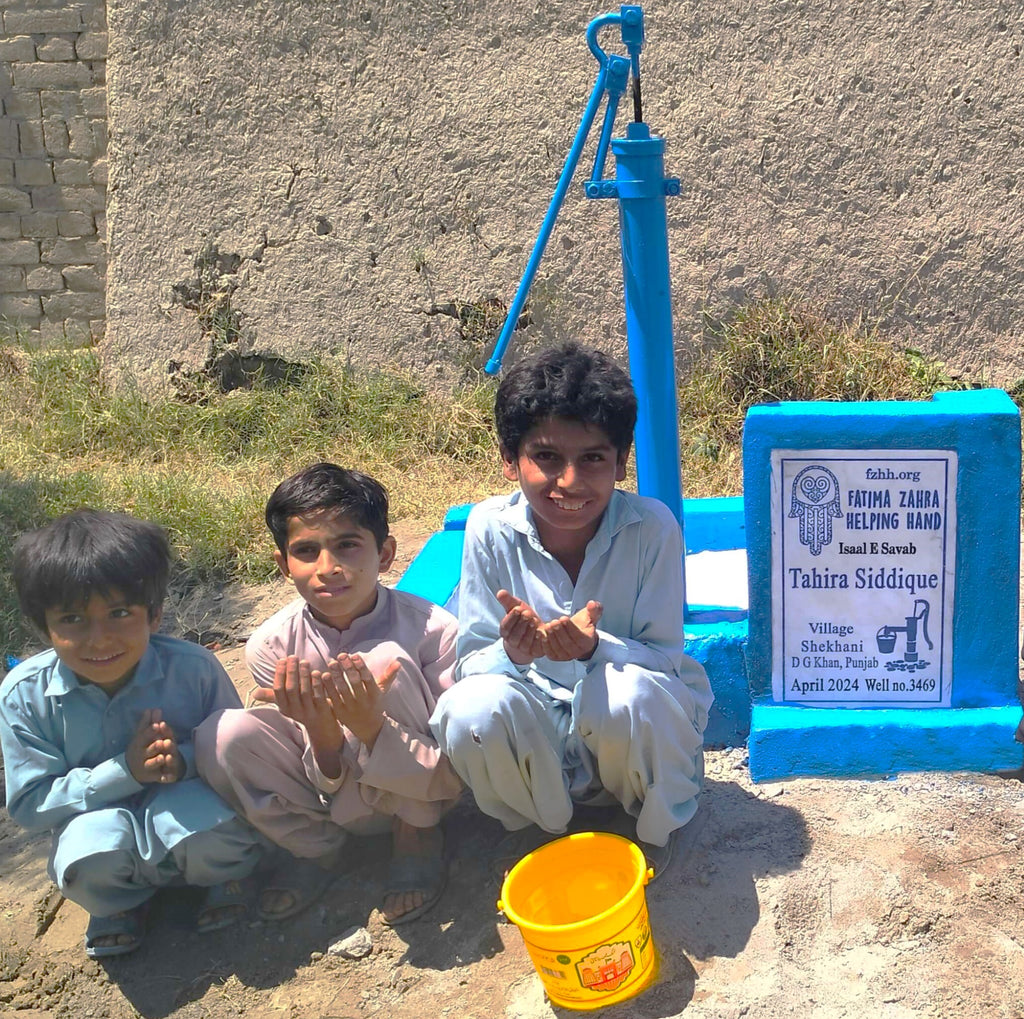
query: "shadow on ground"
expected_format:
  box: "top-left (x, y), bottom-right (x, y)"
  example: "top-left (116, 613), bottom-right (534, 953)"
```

top-left (3, 770), bottom-right (809, 1019)
top-left (555, 776), bottom-right (811, 1019)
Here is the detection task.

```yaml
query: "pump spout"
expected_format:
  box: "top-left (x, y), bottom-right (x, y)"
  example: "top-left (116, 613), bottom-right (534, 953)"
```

top-left (915, 599), bottom-right (933, 651)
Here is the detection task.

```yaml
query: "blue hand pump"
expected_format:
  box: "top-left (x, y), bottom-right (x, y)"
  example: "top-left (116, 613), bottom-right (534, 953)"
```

top-left (484, 6), bottom-right (684, 527)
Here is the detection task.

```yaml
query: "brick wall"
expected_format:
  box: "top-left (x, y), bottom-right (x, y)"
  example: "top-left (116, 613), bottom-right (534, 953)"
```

top-left (0, 2), bottom-right (106, 344)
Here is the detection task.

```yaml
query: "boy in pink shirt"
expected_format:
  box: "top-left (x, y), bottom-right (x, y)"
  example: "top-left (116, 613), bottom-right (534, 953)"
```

top-left (195, 464), bottom-right (461, 924)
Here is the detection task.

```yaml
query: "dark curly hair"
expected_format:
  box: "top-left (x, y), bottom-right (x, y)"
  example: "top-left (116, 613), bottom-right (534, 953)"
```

top-left (495, 342), bottom-right (637, 457)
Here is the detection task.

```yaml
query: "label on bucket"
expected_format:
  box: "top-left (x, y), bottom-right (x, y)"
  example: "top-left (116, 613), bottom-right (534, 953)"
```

top-left (522, 901), bottom-right (655, 1008)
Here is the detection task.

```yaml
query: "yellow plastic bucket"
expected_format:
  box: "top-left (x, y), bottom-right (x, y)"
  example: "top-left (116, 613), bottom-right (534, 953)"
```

top-left (497, 831), bottom-right (656, 1010)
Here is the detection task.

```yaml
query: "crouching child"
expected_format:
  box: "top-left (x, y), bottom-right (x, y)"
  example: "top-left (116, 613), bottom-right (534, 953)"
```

top-left (195, 464), bottom-right (462, 925)
top-left (0, 510), bottom-right (266, 959)
top-left (430, 342), bottom-right (714, 876)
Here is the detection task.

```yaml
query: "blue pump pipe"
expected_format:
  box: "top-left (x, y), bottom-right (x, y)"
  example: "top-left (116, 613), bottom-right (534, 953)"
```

top-left (484, 5), bottom-right (684, 526)
top-left (604, 122), bottom-right (683, 523)
top-left (482, 54), bottom-right (627, 377)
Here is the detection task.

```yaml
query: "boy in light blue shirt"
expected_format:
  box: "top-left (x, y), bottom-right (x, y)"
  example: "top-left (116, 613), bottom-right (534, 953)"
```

top-left (0, 510), bottom-right (265, 958)
top-left (431, 342), bottom-right (713, 874)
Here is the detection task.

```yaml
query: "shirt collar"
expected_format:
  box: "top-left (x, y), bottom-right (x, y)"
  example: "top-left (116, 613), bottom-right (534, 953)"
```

top-left (43, 640), bottom-right (164, 698)
top-left (498, 489), bottom-right (641, 557)
top-left (299, 583), bottom-right (389, 639)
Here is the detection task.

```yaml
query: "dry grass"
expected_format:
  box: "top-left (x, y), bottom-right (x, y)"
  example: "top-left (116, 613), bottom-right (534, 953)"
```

top-left (0, 298), bottom-right (984, 659)
top-left (0, 347), bottom-right (504, 657)
top-left (676, 295), bottom-right (970, 496)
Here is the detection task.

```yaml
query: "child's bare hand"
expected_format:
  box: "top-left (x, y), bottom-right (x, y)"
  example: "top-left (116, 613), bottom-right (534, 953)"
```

top-left (126, 709), bottom-right (182, 784)
top-left (541, 600), bottom-right (603, 662)
top-left (146, 714), bottom-right (184, 783)
top-left (251, 656), bottom-right (343, 755)
top-left (322, 654), bottom-right (401, 750)
top-left (497, 590), bottom-right (546, 665)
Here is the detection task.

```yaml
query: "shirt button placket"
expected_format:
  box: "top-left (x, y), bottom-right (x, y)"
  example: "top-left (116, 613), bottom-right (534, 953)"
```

top-left (104, 704), bottom-right (118, 751)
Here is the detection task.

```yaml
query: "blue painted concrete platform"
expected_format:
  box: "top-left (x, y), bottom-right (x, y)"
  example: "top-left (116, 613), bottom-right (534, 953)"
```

top-left (749, 704), bottom-right (1023, 780)
top-left (397, 389), bottom-right (1023, 778)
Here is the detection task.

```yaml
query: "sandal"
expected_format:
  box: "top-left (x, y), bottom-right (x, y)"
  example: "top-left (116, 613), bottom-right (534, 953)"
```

top-left (257, 855), bottom-right (337, 922)
top-left (637, 829), bottom-right (677, 882)
top-left (381, 845), bottom-right (447, 926)
top-left (638, 800), bottom-right (708, 883)
top-left (85, 902), bottom-right (149, 959)
top-left (197, 877), bottom-right (252, 933)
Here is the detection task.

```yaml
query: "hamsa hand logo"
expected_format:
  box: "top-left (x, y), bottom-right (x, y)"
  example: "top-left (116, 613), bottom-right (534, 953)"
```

top-left (789, 465), bottom-right (842, 556)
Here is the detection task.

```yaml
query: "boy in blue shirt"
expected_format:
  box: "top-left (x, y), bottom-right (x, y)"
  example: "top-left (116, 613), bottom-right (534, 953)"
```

top-left (0, 510), bottom-right (265, 958)
top-left (430, 342), bottom-right (713, 872)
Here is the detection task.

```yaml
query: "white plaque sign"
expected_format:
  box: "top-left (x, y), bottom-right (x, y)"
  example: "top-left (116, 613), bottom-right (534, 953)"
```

top-left (771, 450), bottom-right (957, 707)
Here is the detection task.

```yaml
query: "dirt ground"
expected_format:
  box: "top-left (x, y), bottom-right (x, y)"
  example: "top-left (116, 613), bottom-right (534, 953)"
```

top-left (3, 521), bottom-right (1024, 1019)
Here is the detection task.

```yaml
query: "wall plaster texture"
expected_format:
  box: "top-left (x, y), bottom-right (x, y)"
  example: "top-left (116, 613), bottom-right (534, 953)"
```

top-left (103, 0), bottom-right (1024, 392)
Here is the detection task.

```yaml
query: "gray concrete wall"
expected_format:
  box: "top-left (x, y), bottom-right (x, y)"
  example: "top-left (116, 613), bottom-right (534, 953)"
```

top-left (0, 1), bottom-right (107, 344)
top-left (67, 2), bottom-right (1024, 390)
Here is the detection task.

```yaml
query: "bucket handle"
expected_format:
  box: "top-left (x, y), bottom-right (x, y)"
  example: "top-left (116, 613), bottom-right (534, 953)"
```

top-left (496, 860), bottom-right (653, 916)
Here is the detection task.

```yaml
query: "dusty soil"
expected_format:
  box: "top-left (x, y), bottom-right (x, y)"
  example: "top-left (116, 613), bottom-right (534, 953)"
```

top-left (3, 521), bottom-right (1024, 1019)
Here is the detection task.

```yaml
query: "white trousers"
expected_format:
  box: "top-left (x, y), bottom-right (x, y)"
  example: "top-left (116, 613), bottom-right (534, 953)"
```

top-left (430, 662), bottom-right (706, 847)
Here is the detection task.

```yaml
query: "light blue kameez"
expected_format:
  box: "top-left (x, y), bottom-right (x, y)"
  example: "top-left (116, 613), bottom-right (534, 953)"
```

top-left (430, 490), bottom-right (714, 847)
top-left (0, 634), bottom-right (263, 915)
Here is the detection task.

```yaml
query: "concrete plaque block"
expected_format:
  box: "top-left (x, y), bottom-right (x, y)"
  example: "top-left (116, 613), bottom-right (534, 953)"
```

top-left (744, 390), bottom-right (1022, 778)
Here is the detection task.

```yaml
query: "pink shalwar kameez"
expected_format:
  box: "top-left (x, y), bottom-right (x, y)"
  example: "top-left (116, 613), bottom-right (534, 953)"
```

top-left (194, 586), bottom-right (462, 859)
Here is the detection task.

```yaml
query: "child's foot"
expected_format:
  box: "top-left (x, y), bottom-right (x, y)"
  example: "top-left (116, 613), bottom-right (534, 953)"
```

top-left (258, 847), bottom-right (343, 922)
top-left (84, 902), bottom-right (149, 958)
top-left (638, 800), bottom-right (708, 882)
top-left (196, 878), bottom-right (252, 933)
top-left (637, 829), bottom-right (677, 880)
top-left (381, 820), bottom-right (446, 925)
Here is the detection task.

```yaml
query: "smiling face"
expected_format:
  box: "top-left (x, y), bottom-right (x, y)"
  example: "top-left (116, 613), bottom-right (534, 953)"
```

top-left (45, 591), bottom-right (161, 696)
top-left (274, 510), bottom-right (396, 631)
top-left (503, 416), bottom-right (628, 561)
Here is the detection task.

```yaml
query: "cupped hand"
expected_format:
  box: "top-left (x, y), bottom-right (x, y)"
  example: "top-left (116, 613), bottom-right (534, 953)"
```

top-left (542, 600), bottom-right (603, 661)
top-left (496, 589), bottom-right (546, 665)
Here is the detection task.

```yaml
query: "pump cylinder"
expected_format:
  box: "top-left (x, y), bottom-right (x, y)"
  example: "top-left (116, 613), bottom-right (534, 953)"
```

top-left (612, 121), bottom-right (683, 525)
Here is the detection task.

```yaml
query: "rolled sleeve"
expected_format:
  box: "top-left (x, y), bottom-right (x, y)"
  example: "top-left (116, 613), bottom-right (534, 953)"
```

top-left (458, 639), bottom-right (529, 680)
top-left (301, 740), bottom-right (346, 797)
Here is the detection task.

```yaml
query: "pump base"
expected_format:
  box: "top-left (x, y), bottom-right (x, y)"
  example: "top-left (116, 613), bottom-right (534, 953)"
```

top-left (748, 703), bottom-right (1023, 781)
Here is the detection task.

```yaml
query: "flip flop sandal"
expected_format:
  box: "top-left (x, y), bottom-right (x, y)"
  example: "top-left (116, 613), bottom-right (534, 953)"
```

top-left (637, 800), bottom-right (708, 883)
top-left (637, 828), bottom-right (678, 882)
top-left (380, 850), bottom-right (448, 926)
top-left (257, 856), bottom-right (337, 922)
top-left (196, 877), bottom-right (252, 933)
top-left (85, 902), bottom-right (149, 959)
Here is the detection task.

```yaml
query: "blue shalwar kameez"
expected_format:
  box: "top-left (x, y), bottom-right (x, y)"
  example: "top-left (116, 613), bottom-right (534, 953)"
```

top-left (430, 490), bottom-right (714, 847)
top-left (0, 634), bottom-right (263, 916)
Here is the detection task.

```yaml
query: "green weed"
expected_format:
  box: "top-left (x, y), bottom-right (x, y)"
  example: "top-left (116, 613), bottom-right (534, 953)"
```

top-left (0, 297), bottom-right (987, 659)
top-left (677, 295), bottom-right (971, 498)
